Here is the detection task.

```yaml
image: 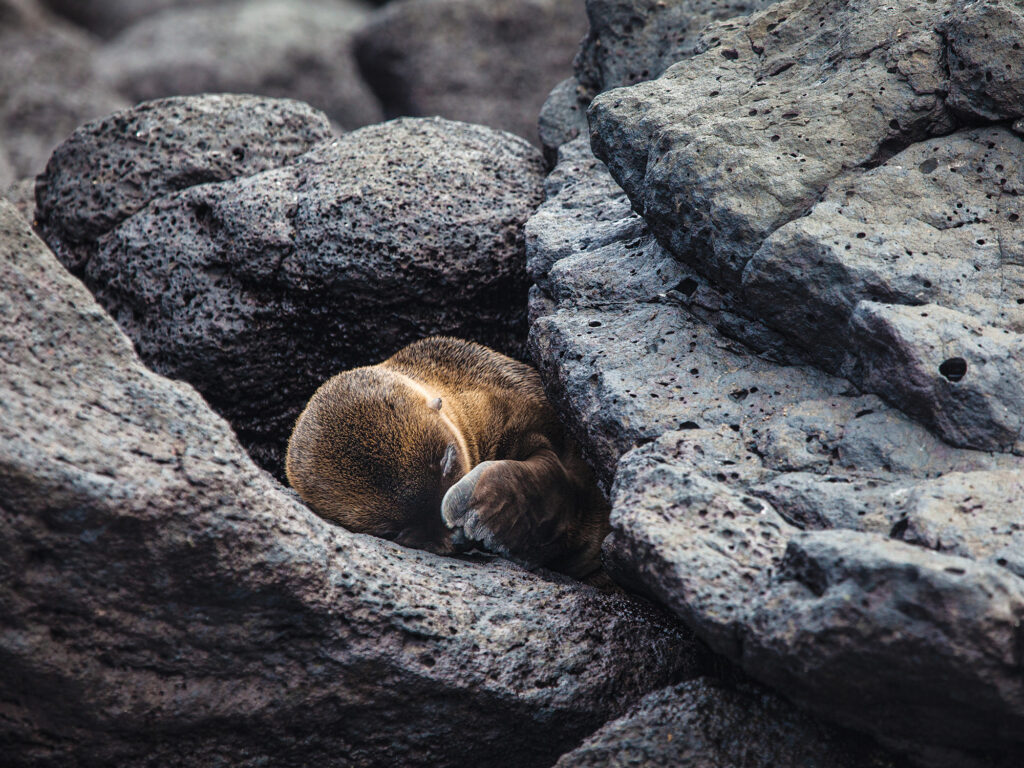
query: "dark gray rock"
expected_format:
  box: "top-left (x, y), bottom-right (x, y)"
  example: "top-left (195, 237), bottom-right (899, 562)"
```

top-left (0, 196), bottom-right (695, 767)
top-left (36, 93), bottom-right (334, 270)
top-left (0, 0), bottom-right (127, 177)
top-left (38, 99), bottom-right (545, 477)
top-left (98, 0), bottom-right (382, 131)
top-left (575, 0), bottom-right (777, 98)
top-left (942, 0), bottom-right (1024, 122)
top-left (354, 0), bottom-right (588, 144)
top-left (555, 678), bottom-right (905, 768)
top-left (40, 0), bottom-right (222, 37)
top-left (538, 78), bottom-right (588, 166)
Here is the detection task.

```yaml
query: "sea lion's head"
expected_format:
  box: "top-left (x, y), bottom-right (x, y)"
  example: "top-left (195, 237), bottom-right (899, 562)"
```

top-left (286, 366), bottom-right (467, 553)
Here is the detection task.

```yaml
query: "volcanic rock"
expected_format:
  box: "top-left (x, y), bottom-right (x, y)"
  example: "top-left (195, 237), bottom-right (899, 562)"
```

top-left (0, 196), bottom-right (695, 767)
top-left (37, 96), bottom-right (545, 476)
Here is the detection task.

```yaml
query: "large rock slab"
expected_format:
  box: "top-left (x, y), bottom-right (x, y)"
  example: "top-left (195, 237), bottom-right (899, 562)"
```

top-left (0, 0), bottom-right (127, 177)
top-left (98, 0), bottom-right (382, 130)
top-left (587, 0), bottom-right (1024, 453)
top-left (605, 440), bottom-right (1024, 762)
top-left (556, 678), bottom-right (905, 768)
top-left (0, 197), bottom-right (695, 767)
top-left (526, 137), bottom-right (1024, 766)
top-left (37, 97), bottom-right (545, 477)
top-left (354, 0), bottom-right (587, 144)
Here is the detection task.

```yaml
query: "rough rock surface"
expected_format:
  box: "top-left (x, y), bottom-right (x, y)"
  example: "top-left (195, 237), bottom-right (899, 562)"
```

top-left (98, 0), bottom-right (382, 131)
top-left (539, 0), bottom-right (776, 159)
top-left (0, 0), bottom-right (127, 177)
top-left (588, 0), bottom-right (1024, 453)
top-left (354, 0), bottom-right (588, 144)
top-left (37, 96), bottom-right (546, 477)
top-left (0, 197), bottom-right (695, 767)
top-left (555, 678), bottom-right (905, 767)
top-left (526, 137), bottom-right (1024, 765)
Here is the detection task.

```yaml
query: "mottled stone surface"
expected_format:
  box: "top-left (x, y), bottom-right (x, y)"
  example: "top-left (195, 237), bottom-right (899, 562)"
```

top-left (556, 678), bottom-right (905, 768)
top-left (98, 0), bottom-right (381, 130)
top-left (354, 0), bottom-right (587, 144)
top-left (588, 0), bottom-right (1024, 453)
top-left (38, 97), bottom-right (545, 477)
top-left (0, 197), bottom-right (695, 767)
top-left (0, 0), bottom-right (127, 177)
top-left (526, 136), bottom-right (1024, 764)
top-left (40, 0), bottom-right (224, 37)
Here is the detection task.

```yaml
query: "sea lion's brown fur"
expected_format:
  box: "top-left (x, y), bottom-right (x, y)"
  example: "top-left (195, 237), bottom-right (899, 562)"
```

top-left (286, 336), bottom-right (609, 576)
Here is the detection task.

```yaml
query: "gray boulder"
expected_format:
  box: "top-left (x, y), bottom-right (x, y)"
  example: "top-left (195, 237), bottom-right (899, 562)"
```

top-left (605, 439), bottom-right (1024, 761)
top-left (555, 678), bottom-right (905, 768)
top-left (526, 136), bottom-right (1024, 765)
top-left (98, 0), bottom-right (382, 130)
top-left (354, 0), bottom-right (588, 144)
top-left (37, 96), bottom-right (545, 477)
top-left (587, 0), bottom-right (1024, 453)
top-left (0, 196), bottom-right (695, 767)
top-left (40, 0), bottom-right (224, 37)
top-left (0, 0), bottom-right (127, 178)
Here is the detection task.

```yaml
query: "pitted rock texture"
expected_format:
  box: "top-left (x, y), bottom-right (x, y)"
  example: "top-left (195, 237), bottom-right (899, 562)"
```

top-left (539, 0), bottom-right (776, 159)
top-left (354, 0), bottom-right (588, 144)
top-left (97, 0), bottom-right (382, 131)
top-left (588, 0), bottom-right (1024, 453)
top-left (38, 98), bottom-right (546, 477)
top-left (0, 0), bottom-right (127, 177)
top-left (36, 94), bottom-right (334, 270)
top-left (0, 197), bottom-right (695, 768)
top-left (527, 137), bottom-right (1024, 764)
top-left (555, 678), bottom-right (905, 768)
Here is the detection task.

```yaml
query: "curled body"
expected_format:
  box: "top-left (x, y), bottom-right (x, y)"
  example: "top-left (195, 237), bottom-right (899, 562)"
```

top-left (286, 337), bottom-right (609, 577)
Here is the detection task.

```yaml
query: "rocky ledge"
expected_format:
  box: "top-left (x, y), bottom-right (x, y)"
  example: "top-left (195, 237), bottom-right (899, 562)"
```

top-left (529, 0), bottom-right (1024, 765)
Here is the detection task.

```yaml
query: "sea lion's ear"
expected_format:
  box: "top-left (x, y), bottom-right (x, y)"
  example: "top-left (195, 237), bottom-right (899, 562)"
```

top-left (428, 397), bottom-right (443, 411)
top-left (441, 444), bottom-right (459, 478)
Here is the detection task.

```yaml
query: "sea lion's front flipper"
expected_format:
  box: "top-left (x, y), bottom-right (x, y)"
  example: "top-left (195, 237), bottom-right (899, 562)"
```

top-left (441, 450), bottom-right (599, 575)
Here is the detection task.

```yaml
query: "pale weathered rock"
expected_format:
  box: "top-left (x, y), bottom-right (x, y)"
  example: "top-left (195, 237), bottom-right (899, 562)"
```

top-left (555, 678), bottom-right (905, 768)
top-left (587, 0), bottom-right (1024, 454)
top-left (0, 197), bottom-right (695, 767)
top-left (604, 438), bottom-right (1024, 760)
top-left (98, 0), bottom-right (382, 130)
top-left (3, 177), bottom-right (36, 224)
top-left (40, 0), bottom-right (221, 37)
top-left (38, 98), bottom-right (545, 477)
top-left (354, 0), bottom-right (588, 144)
top-left (526, 132), bottom-right (1024, 766)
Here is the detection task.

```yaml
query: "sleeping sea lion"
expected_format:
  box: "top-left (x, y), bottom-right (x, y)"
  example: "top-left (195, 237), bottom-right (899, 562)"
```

top-left (285, 336), bottom-right (608, 577)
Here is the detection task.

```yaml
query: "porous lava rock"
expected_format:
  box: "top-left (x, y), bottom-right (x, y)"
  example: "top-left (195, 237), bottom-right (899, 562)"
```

top-left (98, 0), bottom-right (382, 130)
top-left (588, 0), bottom-right (1024, 454)
top-left (538, 0), bottom-right (776, 159)
top-left (354, 0), bottom-right (588, 144)
top-left (0, 0), bottom-right (127, 177)
top-left (526, 137), bottom-right (1024, 766)
top-left (37, 96), bottom-right (545, 477)
top-left (0, 197), bottom-right (695, 767)
top-left (555, 678), bottom-right (905, 768)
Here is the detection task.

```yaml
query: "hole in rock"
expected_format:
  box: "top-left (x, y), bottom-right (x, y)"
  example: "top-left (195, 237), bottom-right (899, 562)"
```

top-left (676, 277), bottom-right (699, 296)
top-left (939, 357), bottom-right (968, 382)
